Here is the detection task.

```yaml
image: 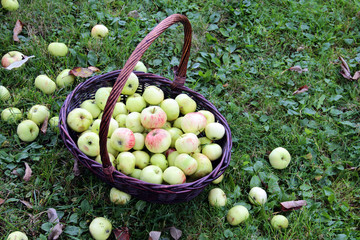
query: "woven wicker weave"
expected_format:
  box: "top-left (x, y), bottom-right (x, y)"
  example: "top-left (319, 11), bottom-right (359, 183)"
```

top-left (59, 14), bottom-right (232, 204)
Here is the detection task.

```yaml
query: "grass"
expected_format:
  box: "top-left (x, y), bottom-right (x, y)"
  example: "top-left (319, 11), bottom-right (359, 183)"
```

top-left (1, 0), bottom-right (360, 239)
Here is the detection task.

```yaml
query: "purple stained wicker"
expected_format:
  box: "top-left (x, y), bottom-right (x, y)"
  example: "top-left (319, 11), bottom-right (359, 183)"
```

top-left (59, 14), bottom-right (232, 204)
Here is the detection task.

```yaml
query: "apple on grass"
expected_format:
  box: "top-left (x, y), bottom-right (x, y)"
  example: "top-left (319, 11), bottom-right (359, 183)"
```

top-left (175, 93), bottom-right (197, 115)
top-left (126, 112), bottom-right (144, 133)
top-left (163, 166), bottom-right (186, 185)
top-left (89, 217), bottom-right (112, 240)
top-left (49, 116), bottom-right (59, 131)
top-left (91, 24), bottom-right (109, 38)
top-left (202, 143), bottom-right (222, 161)
top-left (269, 147), bottom-right (291, 169)
top-left (1, 107), bottom-right (22, 123)
top-left (205, 122), bottom-right (225, 140)
top-left (142, 85), bottom-right (164, 105)
top-left (48, 42), bottom-right (68, 57)
top-left (1, 51), bottom-right (23, 68)
top-left (181, 112), bottom-right (207, 134)
top-left (133, 150), bottom-right (150, 169)
top-left (109, 187), bottom-right (131, 205)
top-left (140, 165), bottom-right (163, 184)
top-left (145, 128), bottom-right (171, 153)
top-left (227, 205), bottom-right (249, 226)
top-left (35, 75), bottom-right (56, 94)
top-left (0, 86), bottom-right (10, 101)
top-left (110, 127), bottom-right (135, 152)
top-left (80, 99), bottom-right (101, 118)
top-left (121, 72), bottom-right (139, 95)
top-left (6, 231), bottom-right (28, 240)
top-left (271, 215), bottom-right (289, 230)
top-left (28, 105), bottom-right (50, 126)
top-left (117, 152), bottom-right (136, 175)
top-left (140, 106), bottom-right (167, 129)
top-left (150, 153), bottom-right (168, 171)
top-left (208, 188), bottom-right (227, 207)
top-left (212, 174), bottom-right (224, 184)
top-left (1, 0), bottom-right (19, 11)
top-left (77, 132), bottom-right (100, 157)
top-left (56, 69), bottom-right (75, 88)
top-left (66, 108), bottom-right (93, 132)
top-left (248, 187), bottom-right (267, 205)
top-left (174, 153), bottom-right (198, 176)
top-left (17, 120), bottom-right (39, 142)
top-left (134, 61), bottom-right (147, 72)
top-left (175, 133), bottom-right (199, 154)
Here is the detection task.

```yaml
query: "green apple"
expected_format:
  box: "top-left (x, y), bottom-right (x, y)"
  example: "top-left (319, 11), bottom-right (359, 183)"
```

top-left (271, 215), bottom-right (289, 230)
top-left (1, 0), bottom-right (19, 11)
top-left (190, 153), bottom-right (213, 179)
top-left (173, 116), bottom-right (184, 129)
top-left (56, 69), bottom-right (75, 88)
top-left (248, 187), bottom-right (267, 205)
top-left (17, 120), bottom-right (39, 142)
top-left (208, 188), bottom-right (227, 207)
top-left (121, 72), bottom-right (139, 95)
top-left (130, 168), bottom-right (142, 179)
top-left (198, 110), bottom-right (215, 124)
top-left (125, 112), bottom-right (144, 133)
top-left (34, 75), bottom-right (56, 94)
top-left (109, 187), bottom-right (131, 205)
top-left (161, 121), bottom-right (172, 130)
top-left (227, 205), bottom-right (249, 226)
top-left (6, 231), bottom-right (28, 240)
top-left (48, 42), bottom-right (68, 57)
top-left (49, 116), bottom-right (59, 131)
top-left (181, 112), bottom-right (207, 135)
top-left (150, 153), bottom-right (168, 171)
top-left (199, 137), bottom-right (212, 146)
top-left (269, 147), bottom-right (291, 169)
top-left (134, 61), bottom-right (147, 72)
top-left (1, 107), bottom-right (22, 123)
top-left (89, 217), bottom-right (112, 240)
top-left (95, 87), bottom-right (112, 110)
top-left (175, 93), bottom-right (197, 115)
top-left (133, 150), bottom-right (150, 169)
top-left (160, 98), bottom-right (180, 121)
top-left (27, 104), bottom-right (50, 125)
top-left (144, 128), bottom-right (171, 153)
top-left (106, 138), bottom-right (119, 157)
top-left (133, 132), bottom-right (145, 150)
top-left (212, 174), bottom-right (224, 184)
top-left (80, 99), bottom-right (101, 118)
top-left (140, 165), bottom-right (163, 184)
top-left (175, 133), bottom-right (199, 154)
top-left (142, 85), bottom-right (164, 105)
top-left (115, 113), bottom-right (127, 127)
top-left (117, 152), bottom-right (136, 175)
top-left (163, 166), bottom-right (186, 185)
top-left (202, 143), bottom-right (222, 161)
top-left (77, 131), bottom-right (100, 157)
top-left (113, 102), bottom-right (127, 117)
top-left (174, 153), bottom-right (198, 176)
top-left (167, 150), bottom-right (180, 166)
top-left (0, 86), bottom-right (10, 101)
top-left (91, 24), bottom-right (109, 38)
top-left (95, 153), bottom-right (115, 166)
top-left (91, 118), bottom-right (118, 137)
top-left (66, 108), bottom-right (93, 132)
top-left (126, 93), bottom-right (146, 113)
top-left (140, 106), bottom-right (167, 129)
top-left (205, 122), bottom-right (225, 140)
top-left (1, 51), bottom-right (23, 68)
top-left (110, 127), bottom-right (135, 152)
top-left (167, 127), bottom-right (183, 148)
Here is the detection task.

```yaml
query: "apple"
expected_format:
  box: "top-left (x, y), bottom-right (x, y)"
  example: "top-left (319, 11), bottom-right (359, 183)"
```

top-left (142, 86), bottom-right (164, 105)
top-left (205, 122), bottom-right (225, 140)
top-left (160, 98), bottom-right (180, 121)
top-left (126, 93), bottom-right (146, 113)
top-left (130, 168), bottom-right (142, 179)
top-left (202, 143), bottom-right (222, 161)
top-left (175, 93), bottom-right (197, 115)
top-left (167, 150), bottom-right (180, 167)
top-left (134, 61), bottom-right (147, 72)
top-left (17, 120), bottom-right (39, 142)
top-left (28, 104), bottom-right (50, 125)
top-left (208, 188), bottom-right (227, 207)
top-left (34, 75), bottom-right (56, 94)
top-left (227, 205), bottom-right (249, 226)
top-left (77, 131), bottom-right (100, 157)
top-left (167, 127), bottom-right (183, 148)
top-left (181, 112), bottom-right (207, 134)
top-left (48, 42), bottom-right (68, 57)
top-left (174, 153), bottom-right (198, 175)
top-left (95, 87), bottom-right (112, 110)
top-left (91, 118), bottom-right (118, 137)
top-left (162, 121), bottom-right (172, 130)
top-left (190, 153), bottom-right (213, 179)
top-left (140, 165), bottom-right (163, 184)
top-left (150, 153), bottom-right (168, 171)
top-left (1, 51), bottom-right (23, 68)
top-left (269, 147), bottom-right (291, 169)
top-left (6, 231), bottom-right (28, 240)
top-left (133, 150), bottom-right (150, 169)
top-left (271, 215), bottom-right (289, 230)
top-left (163, 166), bottom-right (186, 185)
top-left (175, 133), bottom-right (199, 154)
top-left (56, 69), bottom-right (75, 87)
top-left (113, 102), bottom-right (127, 117)
top-left (110, 127), bottom-right (135, 152)
top-left (80, 99), bottom-right (101, 118)
top-left (198, 110), bottom-right (215, 124)
top-left (0, 86), bottom-right (10, 101)
top-left (95, 153), bottom-right (116, 166)
top-left (1, 0), bottom-right (19, 11)
top-left (121, 72), bottom-right (139, 95)
top-left (248, 187), bottom-right (267, 205)
top-left (115, 113), bottom-right (127, 127)
top-left (140, 106), bottom-right (167, 129)
top-left (165, 148), bottom-right (176, 158)
top-left (145, 128), bottom-right (171, 153)
top-left (199, 137), bottom-right (212, 146)
top-left (172, 116), bottom-right (183, 129)
top-left (125, 112), bottom-right (144, 133)
top-left (1, 107), bottom-right (22, 123)
top-left (212, 174), bottom-right (224, 184)
top-left (109, 187), bottom-right (131, 205)
top-left (91, 24), bottom-right (109, 38)
top-left (89, 217), bottom-right (112, 240)
top-left (66, 108), bottom-right (93, 132)
top-left (106, 138), bottom-right (119, 157)
top-left (133, 132), bottom-right (145, 150)
top-left (49, 116), bottom-right (59, 131)
top-left (117, 152), bottom-right (136, 175)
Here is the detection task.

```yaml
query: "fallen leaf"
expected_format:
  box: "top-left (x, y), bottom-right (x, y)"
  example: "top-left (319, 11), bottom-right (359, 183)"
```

top-left (47, 208), bottom-right (63, 240)
top-left (128, 10), bottom-right (140, 19)
top-left (88, 66), bottom-right (100, 72)
top-left (41, 116), bottom-right (49, 134)
top-left (114, 227), bottom-right (130, 240)
top-left (11, 169), bottom-right (21, 177)
top-left (293, 85), bottom-right (310, 95)
top-left (20, 200), bottom-right (33, 209)
top-left (169, 227), bottom-right (182, 240)
top-left (0, 198), bottom-right (4, 205)
top-left (149, 231), bottom-right (161, 240)
top-left (23, 162), bottom-right (32, 182)
top-left (353, 71), bottom-right (360, 80)
top-left (69, 67), bottom-right (99, 78)
top-left (5, 55), bottom-right (35, 70)
top-left (280, 200), bottom-right (307, 211)
top-left (339, 56), bottom-right (352, 80)
top-left (289, 65), bottom-right (308, 73)
top-left (73, 158), bottom-right (81, 176)
top-left (304, 153), bottom-right (312, 160)
top-left (13, 20), bottom-right (24, 42)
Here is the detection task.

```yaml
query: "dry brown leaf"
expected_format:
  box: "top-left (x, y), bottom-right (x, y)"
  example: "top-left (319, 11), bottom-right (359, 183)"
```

top-left (280, 200), bottom-right (307, 211)
top-left (353, 71), bottom-right (360, 80)
top-left (339, 56), bottom-right (352, 79)
top-left (0, 198), bottom-right (5, 205)
top-left (149, 231), bottom-right (161, 240)
top-left (73, 158), bottom-right (81, 176)
top-left (169, 227), bottom-right (182, 240)
top-left (69, 67), bottom-right (98, 78)
top-left (289, 65), bottom-right (308, 73)
top-left (48, 208), bottom-right (63, 240)
top-left (20, 200), bottom-right (33, 209)
top-left (11, 169), bottom-right (21, 177)
top-left (114, 227), bottom-right (130, 240)
top-left (23, 162), bottom-right (32, 182)
top-left (293, 85), bottom-right (310, 95)
top-left (5, 55), bottom-right (35, 70)
top-left (13, 20), bottom-right (24, 42)
top-left (41, 116), bottom-right (49, 134)
top-left (88, 66), bottom-right (100, 72)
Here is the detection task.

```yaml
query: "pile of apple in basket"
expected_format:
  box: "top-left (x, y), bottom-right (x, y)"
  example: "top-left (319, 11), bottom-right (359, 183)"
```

top-left (66, 70), bottom-right (225, 185)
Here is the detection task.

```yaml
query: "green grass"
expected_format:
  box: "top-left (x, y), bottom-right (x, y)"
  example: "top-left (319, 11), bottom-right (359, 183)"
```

top-left (1, 0), bottom-right (360, 239)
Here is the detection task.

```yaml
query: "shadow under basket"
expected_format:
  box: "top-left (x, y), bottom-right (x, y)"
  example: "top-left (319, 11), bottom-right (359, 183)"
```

top-left (59, 14), bottom-right (232, 204)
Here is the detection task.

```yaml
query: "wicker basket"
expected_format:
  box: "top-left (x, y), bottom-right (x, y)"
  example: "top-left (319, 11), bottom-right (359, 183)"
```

top-left (59, 14), bottom-right (232, 204)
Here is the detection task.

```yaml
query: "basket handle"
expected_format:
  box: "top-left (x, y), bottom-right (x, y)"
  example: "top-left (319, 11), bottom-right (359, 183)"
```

top-left (99, 14), bottom-right (192, 181)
